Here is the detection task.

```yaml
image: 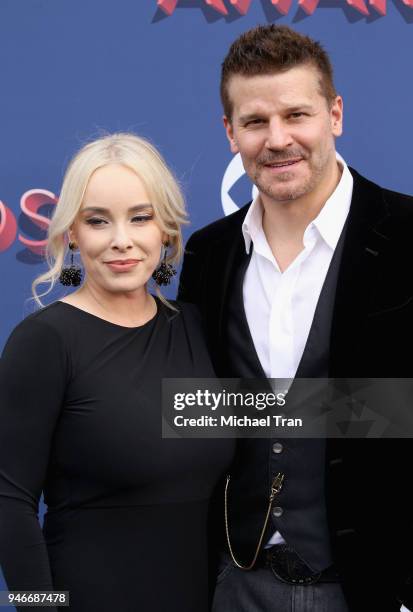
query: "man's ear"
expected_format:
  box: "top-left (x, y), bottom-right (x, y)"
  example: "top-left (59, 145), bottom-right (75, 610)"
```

top-left (223, 115), bottom-right (239, 155)
top-left (331, 96), bottom-right (343, 138)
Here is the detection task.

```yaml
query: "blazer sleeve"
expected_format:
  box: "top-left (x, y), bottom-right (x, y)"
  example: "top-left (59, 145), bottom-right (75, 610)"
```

top-left (0, 316), bottom-right (66, 609)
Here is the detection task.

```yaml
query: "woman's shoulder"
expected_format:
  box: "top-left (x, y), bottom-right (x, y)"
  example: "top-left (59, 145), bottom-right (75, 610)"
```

top-left (1, 302), bottom-right (71, 372)
top-left (159, 298), bottom-right (203, 326)
top-left (11, 302), bottom-right (69, 336)
top-left (2, 302), bottom-right (75, 356)
top-left (157, 298), bottom-right (214, 375)
top-left (160, 299), bottom-right (208, 347)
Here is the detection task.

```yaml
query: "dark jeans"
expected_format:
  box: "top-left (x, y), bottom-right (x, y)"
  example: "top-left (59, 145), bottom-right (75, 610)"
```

top-left (212, 553), bottom-right (349, 612)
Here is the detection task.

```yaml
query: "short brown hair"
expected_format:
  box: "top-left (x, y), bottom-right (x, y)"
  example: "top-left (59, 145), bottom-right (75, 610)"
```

top-left (221, 25), bottom-right (337, 119)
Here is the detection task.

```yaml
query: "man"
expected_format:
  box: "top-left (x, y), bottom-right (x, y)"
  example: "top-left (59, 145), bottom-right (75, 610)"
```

top-left (178, 25), bottom-right (413, 611)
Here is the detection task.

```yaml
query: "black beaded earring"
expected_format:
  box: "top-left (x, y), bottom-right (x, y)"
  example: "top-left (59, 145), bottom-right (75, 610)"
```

top-left (59, 242), bottom-right (82, 287)
top-left (152, 242), bottom-right (176, 286)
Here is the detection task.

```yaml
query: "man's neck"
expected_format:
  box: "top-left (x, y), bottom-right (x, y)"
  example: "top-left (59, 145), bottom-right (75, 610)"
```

top-left (261, 161), bottom-right (342, 272)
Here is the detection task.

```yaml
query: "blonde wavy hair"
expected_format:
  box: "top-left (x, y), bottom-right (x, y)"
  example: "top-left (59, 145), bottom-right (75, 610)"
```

top-left (32, 133), bottom-right (188, 308)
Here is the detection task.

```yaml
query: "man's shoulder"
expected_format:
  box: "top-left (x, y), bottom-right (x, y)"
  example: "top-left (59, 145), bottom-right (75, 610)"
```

top-left (186, 202), bottom-right (251, 247)
top-left (351, 167), bottom-right (413, 217)
top-left (381, 185), bottom-right (413, 217)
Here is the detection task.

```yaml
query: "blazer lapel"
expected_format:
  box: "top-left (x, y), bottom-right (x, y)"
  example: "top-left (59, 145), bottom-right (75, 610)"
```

top-left (329, 168), bottom-right (394, 376)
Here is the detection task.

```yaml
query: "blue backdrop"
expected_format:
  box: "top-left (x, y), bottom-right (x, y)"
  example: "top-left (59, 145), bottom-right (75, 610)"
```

top-left (1, 0), bottom-right (412, 604)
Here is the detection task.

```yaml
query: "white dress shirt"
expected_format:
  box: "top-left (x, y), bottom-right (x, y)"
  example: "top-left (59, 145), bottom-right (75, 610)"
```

top-left (242, 154), bottom-right (353, 381)
top-left (242, 154), bottom-right (353, 547)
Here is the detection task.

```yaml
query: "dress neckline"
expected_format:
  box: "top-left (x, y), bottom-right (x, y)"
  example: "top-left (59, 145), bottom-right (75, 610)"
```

top-left (56, 297), bottom-right (160, 330)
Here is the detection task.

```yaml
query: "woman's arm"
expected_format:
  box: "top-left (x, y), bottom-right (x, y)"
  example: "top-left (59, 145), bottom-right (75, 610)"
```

top-left (0, 316), bottom-right (66, 605)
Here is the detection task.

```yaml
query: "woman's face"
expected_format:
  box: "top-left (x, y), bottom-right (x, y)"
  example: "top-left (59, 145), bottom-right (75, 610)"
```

top-left (70, 163), bottom-right (165, 297)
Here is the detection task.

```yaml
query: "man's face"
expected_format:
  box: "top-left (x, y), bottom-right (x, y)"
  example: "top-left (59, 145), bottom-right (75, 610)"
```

top-left (223, 65), bottom-right (343, 206)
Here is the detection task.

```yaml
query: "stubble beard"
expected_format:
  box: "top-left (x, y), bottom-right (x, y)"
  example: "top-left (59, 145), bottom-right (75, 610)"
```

top-left (252, 152), bottom-right (330, 204)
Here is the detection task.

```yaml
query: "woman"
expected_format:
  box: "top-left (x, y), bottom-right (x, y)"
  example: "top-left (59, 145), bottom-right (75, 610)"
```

top-left (0, 133), bottom-right (233, 611)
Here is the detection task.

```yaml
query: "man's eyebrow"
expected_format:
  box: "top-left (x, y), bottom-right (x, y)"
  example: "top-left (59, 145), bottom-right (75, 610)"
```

top-left (284, 104), bottom-right (314, 113)
top-left (237, 104), bottom-right (315, 124)
top-left (237, 113), bottom-right (265, 124)
top-left (80, 204), bottom-right (153, 214)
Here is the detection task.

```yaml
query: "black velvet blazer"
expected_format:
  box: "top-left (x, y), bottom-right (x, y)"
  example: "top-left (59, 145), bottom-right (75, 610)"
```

top-left (178, 168), bottom-right (413, 612)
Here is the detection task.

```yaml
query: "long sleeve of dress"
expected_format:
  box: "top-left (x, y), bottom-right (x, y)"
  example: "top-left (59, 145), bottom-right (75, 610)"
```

top-left (0, 316), bottom-right (67, 607)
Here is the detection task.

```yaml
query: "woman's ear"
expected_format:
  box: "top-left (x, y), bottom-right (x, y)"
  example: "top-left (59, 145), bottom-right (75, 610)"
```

top-left (68, 226), bottom-right (76, 246)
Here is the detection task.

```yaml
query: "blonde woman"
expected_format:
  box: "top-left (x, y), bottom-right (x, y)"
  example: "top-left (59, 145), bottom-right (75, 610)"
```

top-left (0, 134), bottom-right (233, 612)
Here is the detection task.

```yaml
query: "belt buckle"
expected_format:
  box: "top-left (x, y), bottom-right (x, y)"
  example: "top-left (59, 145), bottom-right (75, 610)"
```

top-left (266, 546), bottom-right (322, 585)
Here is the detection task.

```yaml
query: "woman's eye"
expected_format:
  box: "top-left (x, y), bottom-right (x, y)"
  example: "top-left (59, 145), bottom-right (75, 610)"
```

top-left (131, 215), bottom-right (153, 224)
top-left (85, 218), bottom-right (107, 226)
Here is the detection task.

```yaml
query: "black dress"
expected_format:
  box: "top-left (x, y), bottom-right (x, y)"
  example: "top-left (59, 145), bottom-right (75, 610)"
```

top-left (0, 299), bottom-right (233, 612)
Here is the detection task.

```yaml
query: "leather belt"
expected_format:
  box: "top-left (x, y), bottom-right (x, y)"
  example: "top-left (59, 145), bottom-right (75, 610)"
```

top-left (256, 544), bottom-right (340, 585)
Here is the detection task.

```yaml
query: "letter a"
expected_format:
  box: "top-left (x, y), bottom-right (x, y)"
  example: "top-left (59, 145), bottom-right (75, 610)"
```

top-left (158, 0), bottom-right (178, 14)
top-left (229, 0), bottom-right (252, 13)
top-left (159, 0), bottom-right (229, 14)
top-left (271, 0), bottom-right (293, 15)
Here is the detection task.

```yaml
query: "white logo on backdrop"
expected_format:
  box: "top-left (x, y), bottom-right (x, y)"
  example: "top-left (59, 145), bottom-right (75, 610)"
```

top-left (221, 153), bottom-right (258, 216)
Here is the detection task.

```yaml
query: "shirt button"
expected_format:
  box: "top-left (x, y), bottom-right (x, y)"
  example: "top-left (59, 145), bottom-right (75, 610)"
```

top-left (272, 506), bottom-right (284, 518)
top-left (272, 442), bottom-right (283, 454)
